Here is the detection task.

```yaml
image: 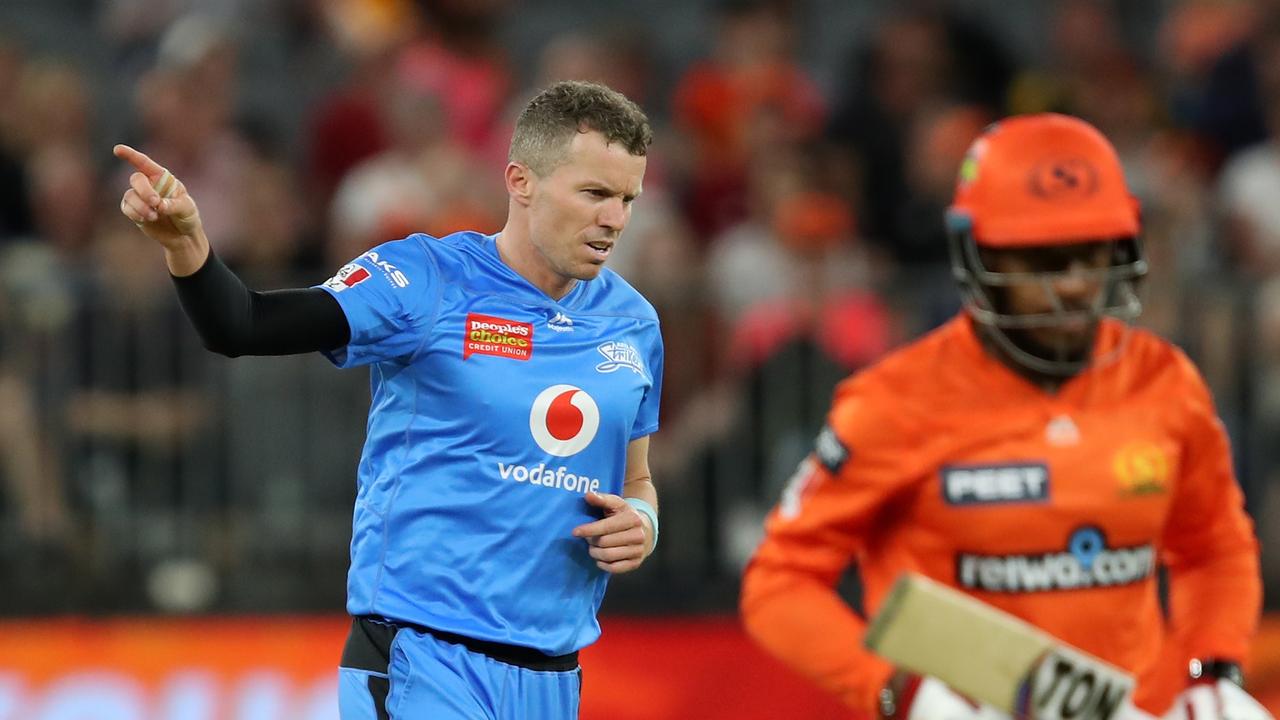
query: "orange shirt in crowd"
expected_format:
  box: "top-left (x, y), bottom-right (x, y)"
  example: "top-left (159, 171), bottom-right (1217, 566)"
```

top-left (740, 314), bottom-right (1261, 716)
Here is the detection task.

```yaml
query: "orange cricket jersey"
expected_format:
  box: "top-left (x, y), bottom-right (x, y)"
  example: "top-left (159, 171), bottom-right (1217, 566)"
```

top-left (740, 314), bottom-right (1261, 716)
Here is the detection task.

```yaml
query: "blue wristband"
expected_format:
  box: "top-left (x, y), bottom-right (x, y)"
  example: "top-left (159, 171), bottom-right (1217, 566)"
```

top-left (624, 497), bottom-right (659, 554)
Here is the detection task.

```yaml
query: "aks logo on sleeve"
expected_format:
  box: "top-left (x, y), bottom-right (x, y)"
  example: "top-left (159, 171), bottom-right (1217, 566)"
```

top-left (464, 313), bottom-right (534, 361)
top-left (361, 250), bottom-right (410, 288)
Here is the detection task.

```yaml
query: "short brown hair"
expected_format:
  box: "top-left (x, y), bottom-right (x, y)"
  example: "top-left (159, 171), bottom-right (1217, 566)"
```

top-left (509, 80), bottom-right (652, 176)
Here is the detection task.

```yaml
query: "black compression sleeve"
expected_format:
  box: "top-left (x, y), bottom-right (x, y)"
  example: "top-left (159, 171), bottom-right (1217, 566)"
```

top-left (171, 251), bottom-right (351, 357)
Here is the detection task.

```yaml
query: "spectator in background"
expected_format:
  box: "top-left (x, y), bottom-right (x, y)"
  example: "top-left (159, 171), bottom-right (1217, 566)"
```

top-left (1190, 2), bottom-right (1280, 168)
top-left (327, 59), bottom-right (500, 267)
top-left (1214, 25), bottom-right (1280, 528)
top-left (1007, 0), bottom-right (1132, 117)
top-left (236, 149), bottom-right (320, 284)
top-left (129, 15), bottom-right (253, 262)
top-left (304, 0), bottom-right (422, 214)
top-left (1217, 28), bottom-right (1280, 279)
top-left (695, 143), bottom-right (893, 567)
top-left (708, 186), bottom-right (891, 568)
top-left (13, 57), bottom-right (93, 157)
top-left (304, 44), bottom-right (395, 222)
top-left (0, 39), bottom-right (31, 242)
top-left (3, 57), bottom-right (95, 249)
top-left (891, 104), bottom-right (990, 296)
top-left (672, 0), bottom-right (825, 241)
top-left (63, 217), bottom-right (211, 609)
top-left (828, 7), bottom-right (1012, 267)
top-left (0, 58), bottom-right (102, 266)
top-left (0, 281), bottom-right (72, 565)
top-left (27, 145), bottom-right (99, 257)
top-left (1157, 0), bottom-right (1255, 141)
top-left (529, 28), bottom-right (656, 130)
top-left (400, 0), bottom-right (513, 161)
top-left (606, 194), bottom-right (713, 479)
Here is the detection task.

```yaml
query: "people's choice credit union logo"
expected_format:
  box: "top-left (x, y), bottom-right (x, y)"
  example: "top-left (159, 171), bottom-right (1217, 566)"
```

top-left (530, 385), bottom-right (600, 457)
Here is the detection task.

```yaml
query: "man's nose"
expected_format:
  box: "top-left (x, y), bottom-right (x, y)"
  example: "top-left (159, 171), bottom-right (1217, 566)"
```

top-left (1052, 259), bottom-right (1097, 301)
top-left (598, 197), bottom-right (627, 231)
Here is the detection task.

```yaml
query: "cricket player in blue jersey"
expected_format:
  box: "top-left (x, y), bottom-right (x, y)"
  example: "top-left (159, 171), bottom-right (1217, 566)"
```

top-left (114, 80), bottom-right (662, 719)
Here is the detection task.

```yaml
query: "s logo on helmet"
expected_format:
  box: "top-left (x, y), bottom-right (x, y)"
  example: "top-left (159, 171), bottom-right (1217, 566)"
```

top-left (529, 385), bottom-right (600, 457)
top-left (1028, 157), bottom-right (1098, 201)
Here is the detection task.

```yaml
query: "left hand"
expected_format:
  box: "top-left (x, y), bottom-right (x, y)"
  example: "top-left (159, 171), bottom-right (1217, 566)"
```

top-left (1163, 679), bottom-right (1273, 720)
top-left (572, 491), bottom-right (652, 574)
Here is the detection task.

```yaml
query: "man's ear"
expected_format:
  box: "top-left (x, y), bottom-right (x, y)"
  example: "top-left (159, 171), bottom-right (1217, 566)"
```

top-left (506, 162), bottom-right (535, 207)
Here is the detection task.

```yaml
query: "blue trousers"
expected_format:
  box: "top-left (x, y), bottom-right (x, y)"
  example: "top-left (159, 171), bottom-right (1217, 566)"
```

top-left (338, 617), bottom-right (582, 720)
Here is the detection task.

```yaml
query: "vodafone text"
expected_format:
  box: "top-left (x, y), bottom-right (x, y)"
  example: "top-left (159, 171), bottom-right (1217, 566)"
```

top-left (497, 462), bottom-right (602, 495)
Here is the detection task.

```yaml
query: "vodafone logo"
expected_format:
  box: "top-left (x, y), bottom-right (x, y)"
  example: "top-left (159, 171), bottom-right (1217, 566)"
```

top-left (529, 385), bottom-right (600, 457)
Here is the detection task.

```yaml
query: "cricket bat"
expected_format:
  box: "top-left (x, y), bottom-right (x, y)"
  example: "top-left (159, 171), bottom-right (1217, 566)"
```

top-left (864, 573), bottom-right (1135, 720)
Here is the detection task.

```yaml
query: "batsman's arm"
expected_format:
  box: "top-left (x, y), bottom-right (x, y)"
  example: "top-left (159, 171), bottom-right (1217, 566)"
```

top-left (740, 449), bottom-right (896, 711)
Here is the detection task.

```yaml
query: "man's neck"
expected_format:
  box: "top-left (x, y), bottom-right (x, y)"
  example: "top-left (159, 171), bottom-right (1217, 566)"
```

top-left (974, 325), bottom-right (1078, 394)
top-left (494, 225), bottom-right (576, 300)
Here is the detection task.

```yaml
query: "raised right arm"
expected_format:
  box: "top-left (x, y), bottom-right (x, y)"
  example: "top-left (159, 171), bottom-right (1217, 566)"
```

top-left (114, 144), bottom-right (349, 357)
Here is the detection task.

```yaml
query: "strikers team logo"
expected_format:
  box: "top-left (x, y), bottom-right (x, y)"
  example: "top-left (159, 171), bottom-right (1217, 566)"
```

top-left (529, 385), bottom-right (600, 457)
top-left (464, 313), bottom-right (534, 361)
top-left (1112, 442), bottom-right (1171, 497)
top-left (595, 341), bottom-right (645, 375)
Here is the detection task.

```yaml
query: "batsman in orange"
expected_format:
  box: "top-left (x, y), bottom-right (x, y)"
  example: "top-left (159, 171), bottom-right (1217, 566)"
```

top-left (740, 114), bottom-right (1271, 720)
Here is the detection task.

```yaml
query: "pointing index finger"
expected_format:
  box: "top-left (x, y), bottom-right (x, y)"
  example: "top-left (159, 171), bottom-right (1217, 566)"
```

top-left (113, 144), bottom-right (165, 178)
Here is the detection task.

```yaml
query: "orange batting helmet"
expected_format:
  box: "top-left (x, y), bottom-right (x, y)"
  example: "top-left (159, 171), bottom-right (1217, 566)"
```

top-left (945, 113), bottom-right (1147, 376)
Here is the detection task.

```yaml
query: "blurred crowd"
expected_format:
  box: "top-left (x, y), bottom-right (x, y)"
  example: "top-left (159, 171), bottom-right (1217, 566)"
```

top-left (1, 0), bottom-right (1280, 615)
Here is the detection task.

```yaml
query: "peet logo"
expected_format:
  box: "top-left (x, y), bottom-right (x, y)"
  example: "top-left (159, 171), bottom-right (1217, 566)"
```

top-left (942, 462), bottom-right (1050, 505)
top-left (464, 313), bottom-right (534, 361)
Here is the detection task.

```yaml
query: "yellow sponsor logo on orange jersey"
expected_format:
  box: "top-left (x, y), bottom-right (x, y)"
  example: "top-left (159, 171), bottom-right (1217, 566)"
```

top-left (1112, 442), bottom-right (1170, 496)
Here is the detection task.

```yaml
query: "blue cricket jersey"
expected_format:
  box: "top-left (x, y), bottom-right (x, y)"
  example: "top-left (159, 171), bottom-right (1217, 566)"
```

top-left (316, 231), bottom-right (663, 656)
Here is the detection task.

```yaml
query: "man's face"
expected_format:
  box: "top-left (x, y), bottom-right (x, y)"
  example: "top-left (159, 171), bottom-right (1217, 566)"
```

top-left (984, 241), bottom-right (1115, 361)
top-left (525, 130), bottom-right (646, 286)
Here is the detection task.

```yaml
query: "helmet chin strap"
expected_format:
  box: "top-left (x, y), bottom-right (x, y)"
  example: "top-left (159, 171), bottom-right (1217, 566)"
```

top-left (965, 280), bottom-right (1141, 380)
top-left (975, 319), bottom-right (1093, 378)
